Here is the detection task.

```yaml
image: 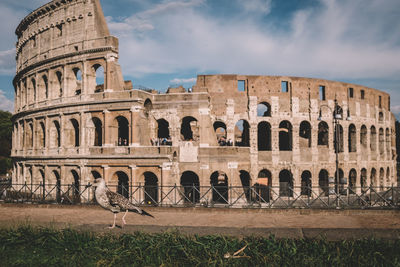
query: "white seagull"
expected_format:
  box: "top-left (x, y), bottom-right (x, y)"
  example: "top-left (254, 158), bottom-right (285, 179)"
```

top-left (91, 178), bottom-right (154, 229)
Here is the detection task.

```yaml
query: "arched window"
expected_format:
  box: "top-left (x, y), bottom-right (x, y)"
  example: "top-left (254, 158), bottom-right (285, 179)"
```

top-left (91, 170), bottom-right (102, 180)
top-left (50, 121), bottom-right (61, 148)
top-left (257, 102), bottom-right (271, 117)
top-left (42, 75), bottom-right (48, 99)
top-left (386, 167), bottom-right (391, 186)
top-left (73, 68), bottom-right (82, 95)
top-left (92, 118), bottom-right (102, 146)
top-left (318, 121), bottom-right (329, 146)
top-left (301, 171), bottom-right (312, 196)
top-left (71, 170), bottom-right (80, 203)
top-left (143, 172), bottom-right (158, 205)
top-left (319, 169), bottom-right (329, 196)
top-left (213, 121), bottom-right (227, 146)
top-left (349, 169), bottom-right (357, 193)
top-left (53, 170), bottom-right (61, 203)
top-left (39, 122), bottom-right (45, 148)
top-left (210, 171), bottom-right (228, 203)
top-left (56, 71), bottom-right (63, 97)
top-left (70, 119), bottom-right (80, 147)
top-left (299, 121), bottom-right (311, 148)
top-left (334, 168), bottom-right (345, 194)
top-left (279, 170), bottom-right (293, 197)
top-left (157, 119), bottom-right (170, 143)
top-left (257, 122), bottom-right (271, 151)
top-left (379, 112), bottom-right (384, 122)
top-left (348, 124), bottom-right (357, 152)
top-left (370, 126), bottom-right (377, 152)
top-left (116, 116), bottom-right (129, 146)
top-left (361, 168), bottom-right (367, 192)
top-left (255, 169), bottom-right (272, 202)
top-left (181, 116), bottom-right (198, 141)
top-left (235, 120), bottom-right (250, 147)
top-left (239, 170), bottom-right (251, 202)
top-left (279, 121), bottom-right (292, 151)
top-left (31, 78), bottom-right (36, 102)
top-left (115, 171), bottom-right (129, 198)
top-left (379, 168), bottom-right (385, 191)
top-left (334, 124), bottom-right (344, 153)
top-left (386, 128), bottom-right (391, 155)
top-left (180, 171), bottom-right (200, 203)
top-left (370, 168), bottom-right (377, 187)
top-left (144, 99), bottom-right (153, 114)
top-left (379, 128), bottom-right (384, 155)
top-left (94, 64), bottom-right (104, 93)
top-left (360, 125), bottom-right (367, 148)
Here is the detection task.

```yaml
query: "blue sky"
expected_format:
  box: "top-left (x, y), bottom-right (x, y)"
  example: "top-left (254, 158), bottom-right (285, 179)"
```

top-left (0, 0), bottom-right (399, 117)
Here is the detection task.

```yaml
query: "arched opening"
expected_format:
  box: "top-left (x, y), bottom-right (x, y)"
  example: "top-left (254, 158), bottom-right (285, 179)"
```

top-left (73, 68), bottom-right (82, 95)
top-left (379, 112), bottom-right (384, 122)
top-left (318, 121), bottom-right (329, 147)
top-left (71, 170), bottom-right (80, 203)
top-left (279, 170), bottom-right (293, 197)
top-left (348, 124), bottom-right (357, 152)
top-left (370, 168), bottom-right (377, 188)
top-left (157, 119), bottom-right (171, 145)
top-left (116, 171), bottom-right (129, 198)
top-left (379, 128), bottom-right (384, 155)
top-left (56, 71), bottom-right (63, 97)
top-left (70, 119), bottom-right (80, 147)
top-left (144, 99), bottom-right (153, 114)
top-left (213, 121), bottom-right (228, 146)
top-left (257, 102), bottom-right (271, 117)
top-left (143, 172), bottom-right (158, 205)
top-left (255, 169), bottom-right (271, 202)
top-left (301, 171), bottom-right (312, 196)
top-left (319, 169), bottom-right (329, 196)
top-left (334, 168), bottom-right (345, 194)
top-left (279, 121), bottom-right (292, 151)
top-left (299, 121), bottom-right (312, 148)
top-left (27, 123), bottom-right (33, 148)
top-left (50, 121), bottom-right (61, 148)
top-left (258, 122), bottom-right (271, 151)
top-left (379, 168), bottom-right (385, 191)
top-left (42, 75), bottom-right (48, 99)
top-left (349, 169), bottom-right (357, 193)
top-left (117, 116), bottom-right (129, 146)
top-left (386, 167), bottom-right (391, 187)
top-left (386, 128), bottom-right (391, 155)
top-left (181, 116), bottom-right (198, 141)
top-left (180, 171), bottom-right (200, 203)
top-left (360, 125), bottom-right (367, 148)
top-left (210, 171), bottom-right (228, 204)
top-left (31, 78), bottom-right (36, 101)
top-left (334, 124), bottom-right (344, 153)
top-left (39, 170), bottom-right (45, 196)
top-left (94, 64), bottom-right (104, 93)
top-left (239, 170), bottom-right (251, 202)
top-left (39, 122), bottom-right (45, 148)
top-left (235, 120), bottom-right (250, 147)
top-left (370, 126), bottom-right (377, 152)
top-left (361, 168), bottom-right (367, 192)
top-left (333, 105), bottom-right (343, 119)
top-left (53, 170), bottom-right (61, 203)
top-left (92, 117), bottom-right (102, 146)
top-left (91, 170), bottom-right (102, 180)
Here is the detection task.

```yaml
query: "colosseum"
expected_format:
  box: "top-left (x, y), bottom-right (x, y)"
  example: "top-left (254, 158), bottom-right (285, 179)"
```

top-left (11, 0), bottom-right (397, 206)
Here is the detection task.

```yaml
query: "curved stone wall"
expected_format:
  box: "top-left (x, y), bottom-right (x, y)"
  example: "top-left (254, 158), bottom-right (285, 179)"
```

top-left (11, 0), bottom-right (397, 204)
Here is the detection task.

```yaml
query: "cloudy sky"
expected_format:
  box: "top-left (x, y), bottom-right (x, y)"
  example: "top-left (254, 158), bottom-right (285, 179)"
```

top-left (0, 0), bottom-right (399, 117)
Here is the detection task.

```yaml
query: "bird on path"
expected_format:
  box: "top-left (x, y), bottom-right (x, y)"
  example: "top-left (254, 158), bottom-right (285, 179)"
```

top-left (90, 178), bottom-right (154, 229)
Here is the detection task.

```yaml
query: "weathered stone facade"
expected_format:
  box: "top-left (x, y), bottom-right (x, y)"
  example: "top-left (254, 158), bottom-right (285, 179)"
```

top-left (11, 0), bottom-right (397, 203)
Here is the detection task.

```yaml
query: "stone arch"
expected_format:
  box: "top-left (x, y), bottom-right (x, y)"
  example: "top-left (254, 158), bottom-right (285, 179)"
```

top-left (279, 121), bottom-right (292, 151)
top-left (301, 170), bottom-right (312, 196)
top-left (52, 170), bottom-right (61, 203)
top-left (258, 121), bottom-right (271, 151)
top-left (210, 171), bottom-right (228, 203)
top-left (255, 169), bottom-right (272, 202)
top-left (379, 168), bottom-right (385, 190)
top-left (360, 125), bottom-right (367, 148)
top-left (370, 126), bottom-right (377, 152)
top-left (181, 116), bottom-right (198, 141)
top-left (114, 171), bottom-right (129, 198)
top-left (370, 168), bottom-right (377, 187)
top-left (144, 99), bottom-right (153, 113)
top-left (73, 67), bottom-right (82, 95)
top-left (116, 116), bottom-right (129, 146)
top-left (143, 171), bottom-right (158, 205)
top-left (213, 121), bottom-right (227, 145)
top-left (319, 169), bottom-right (329, 196)
top-left (71, 119), bottom-right (80, 147)
top-left (279, 169), bottom-right (293, 197)
top-left (55, 71), bottom-right (63, 97)
top-left (386, 167), bottom-right (391, 186)
top-left (71, 170), bottom-right (80, 203)
top-left (348, 124), bottom-right (357, 152)
top-left (235, 120), bottom-right (250, 147)
top-left (93, 64), bottom-right (105, 93)
top-left (318, 121), bottom-right (329, 147)
top-left (38, 122), bottom-right (45, 148)
top-left (386, 128), bottom-right (391, 155)
top-left (91, 170), bottom-right (102, 180)
top-left (239, 170), bottom-right (251, 202)
top-left (379, 112), bottom-right (384, 122)
top-left (299, 121), bottom-right (312, 148)
top-left (180, 171), bottom-right (200, 203)
top-left (38, 74), bottom-right (49, 100)
top-left (361, 168), bottom-right (367, 192)
top-left (349, 169), bottom-right (357, 193)
top-left (92, 117), bottom-right (103, 146)
top-left (50, 120), bottom-right (60, 148)
top-left (379, 128), bottom-right (384, 155)
top-left (157, 119), bottom-right (170, 140)
top-left (30, 77), bottom-right (36, 102)
top-left (257, 102), bottom-right (271, 117)
top-left (334, 168), bottom-right (345, 194)
top-left (334, 124), bottom-right (344, 153)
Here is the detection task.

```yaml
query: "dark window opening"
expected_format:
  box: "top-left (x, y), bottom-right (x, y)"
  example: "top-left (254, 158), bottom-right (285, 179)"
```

top-left (379, 112), bottom-right (384, 122)
top-left (157, 119), bottom-right (171, 145)
top-left (319, 85), bottom-right (326, 101)
top-left (279, 120), bottom-right (292, 151)
top-left (370, 126), bottom-right (377, 151)
top-left (181, 116), bottom-right (198, 141)
top-left (334, 169), bottom-right (345, 194)
top-left (255, 169), bottom-right (271, 202)
top-left (239, 170), bottom-right (251, 202)
top-left (56, 71), bottom-right (63, 97)
top-left (349, 169), bottom-right (357, 194)
top-left (279, 170), bottom-right (293, 197)
top-left (281, 81), bottom-right (289, 93)
top-left (180, 171), bottom-right (200, 204)
top-left (360, 125), bottom-right (367, 148)
top-left (144, 172), bottom-right (158, 205)
top-left (379, 128), bottom-right (384, 155)
top-left (370, 168), bottom-right (377, 187)
top-left (93, 118), bottom-right (102, 146)
top-left (42, 75), bottom-right (48, 99)
top-left (361, 168), bottom-right (367, 192)
top-left (379, 168), bottom-right (384, 191)
top-left (71, 119), bottom-right (80, 147)
top-left (71, 170), bottom-right (80, 203)
top-left (379, 96), bottom-right (382, 108)
top-left (117, 116), bottom-right (129, 146)
top-left (40, 122), bottom-right (45, 148)
top-left (348, 87), bottom-right (354, 98)
top-left (334, 124), bottom-right (344, 153)
top-left (213, 121), bottom-right (228, 146)
top-left (348, 124), bottom-right (357, 152)
top-left (116, 171), bottom-right (129, 199)
top-left (73, 68), bottom-right (82, 95)
top-left (318, 121), bottom-right (329, 147)
top-left (258, 121), bottom-right (271, 151)
top-left (257, 102), bottom-right (271, 117)
top-left (210, 171), bottom-right (228, 204)
top-left (301, 171), bottom-right (312, 196)
top-left (94, 64), bottom-right (104, 93)
top-left (235, 120), bottom-right (250, 147)
top-left (299, 121), bottom-right (312, 148)
top-left (56, 24), bottom-right (62, 37)
top-left (238, 80), bottom-right (245, 92)
top-left (319, 169), bottom-right (329, 196)
top-left (360, 90), bottom-right (365, 99)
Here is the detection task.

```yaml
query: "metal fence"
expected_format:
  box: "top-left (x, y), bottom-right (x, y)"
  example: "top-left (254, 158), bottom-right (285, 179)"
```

top-left (1, 181), bottom-right (399, 209)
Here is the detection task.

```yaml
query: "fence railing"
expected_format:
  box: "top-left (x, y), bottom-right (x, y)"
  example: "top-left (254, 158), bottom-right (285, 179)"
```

top-left (1, 182), bottom-right (399, 209)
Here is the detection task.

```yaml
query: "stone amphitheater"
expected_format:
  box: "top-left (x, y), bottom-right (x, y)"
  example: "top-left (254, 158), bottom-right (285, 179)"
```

top-left (11, 0), bottom-right (397, 205)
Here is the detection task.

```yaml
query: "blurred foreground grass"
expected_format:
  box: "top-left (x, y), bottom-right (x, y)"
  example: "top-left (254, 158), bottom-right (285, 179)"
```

top-left (0, 226), bottom-right (399, 266)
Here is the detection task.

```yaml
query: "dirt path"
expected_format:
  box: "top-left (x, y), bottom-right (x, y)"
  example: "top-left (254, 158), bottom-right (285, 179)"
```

top-left (1, 204), bottom-right (399, 240)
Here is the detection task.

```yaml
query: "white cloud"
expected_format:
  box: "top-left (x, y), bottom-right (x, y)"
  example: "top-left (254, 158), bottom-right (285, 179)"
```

top-left (170, 77), bottom-right (197, 84)
top-left (0, 89), bottom-right (14, 112)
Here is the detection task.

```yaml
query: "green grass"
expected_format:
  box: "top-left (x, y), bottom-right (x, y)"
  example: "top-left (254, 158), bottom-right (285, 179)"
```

top-left (0, 226), bottom-right (399, 266)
